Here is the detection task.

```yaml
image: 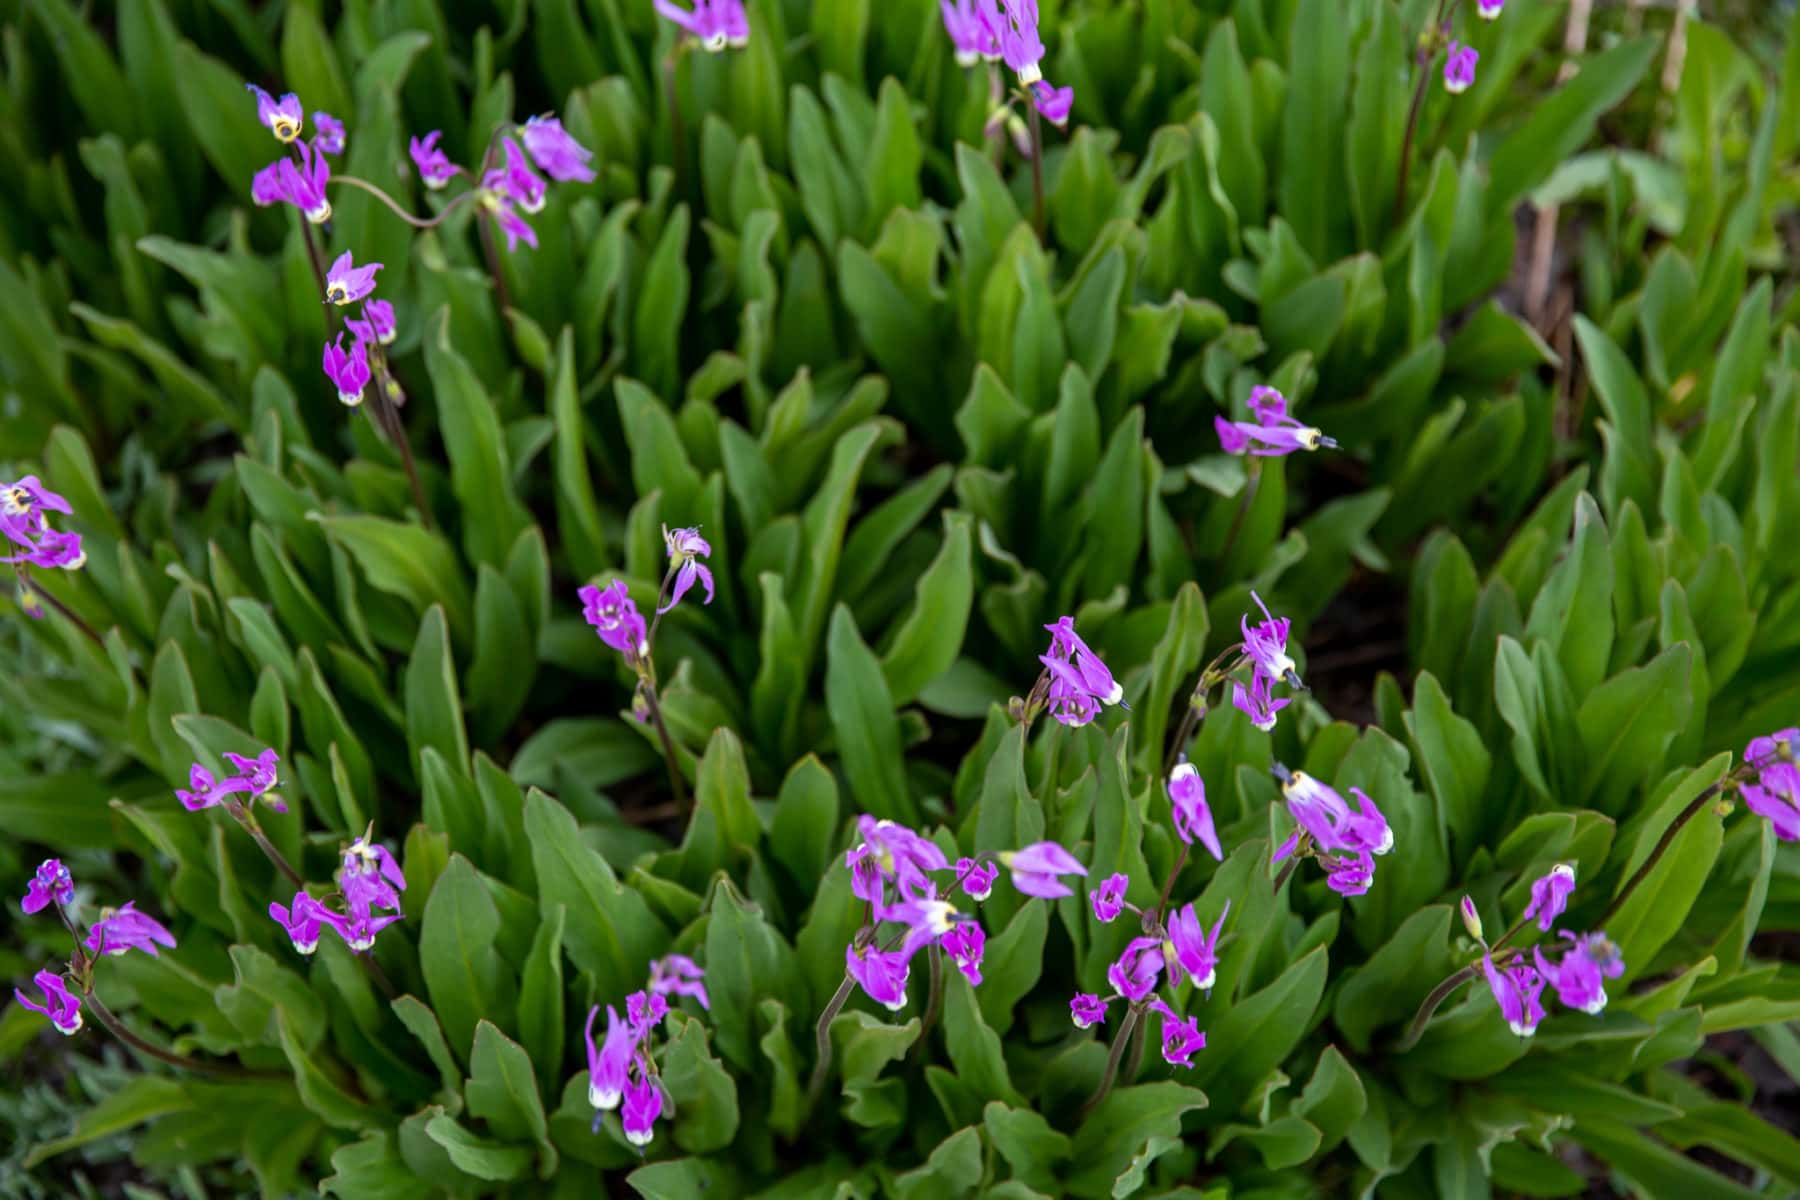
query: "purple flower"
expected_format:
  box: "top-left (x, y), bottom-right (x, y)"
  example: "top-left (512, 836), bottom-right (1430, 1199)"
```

top-left (1147, 1000), bottom-right (1206, 1067)
top-left (1231, 671), bottom-right (1290, 733)
top-left (1747, 728), bottom-right (1798, 769)
top-left (1241, 592), bottom-right (1300, 687)
top-left (621, 1069), bottom-right (665, 1147)
top-left (627, 989), bottom-right (669, 1035)
top-left (1444, 43), bottom-right (1478, 94)
top-left (999, 841), bottom-right (1087, 899)
top-left (342, 830), bottom-right (406, 918)
top-left (1032, 81), bottom-right (1073, 127)
top-left (1089, 873), bottom-right (1128, 923)
top-left (849, 816), bottom-right (949, 899)
top-left (941, 921), bottom-right (986, 985)
top-left (847, 943), bottom-right (911, 1012)
top-left (658, 526), bottom-right (715, 614)
top-left (487, 193), bottom-right (538, 252)
top-left (409, 131), bottom-right (461, 189)
top-left (1, 477), bottom-right (84, 571)
top-left (884, 896), bottom-right (959, 957)
top-left (348, 299), bottom-right (398, 347)
top-left (324, 252), bottom-right (382, 307)
top-left (15, 970), bottom-right (82, 1035)
top-left (246, 84), bottom-right (303, 142)
top-left (940, 0), bottom-right (1001, 64)
top-left (176, 763), bottom-right (249, 811)
top-left (1742, 762), bottom-right (1800, 842)
top-left (1277, 767), bottom-right (1393, 857)
top-left (848, 847), bottom-right (884, 904)
top-left (1460, 895), bottom-right (1484, 941)
top-left (1482, 954), bottom-right (1546, 1037)
top-left (270, 892), bottom-right (329, 955)
top-left (1, 527), bottom-right (85, 571)
top-left (1168, 761), bottom-right (1222, 861)
top-left (85, 903), bottom-right (177, 958)
top-left (1522, 864), bottom-right (1576, 932)
top-left (1107, 936), bottom-right (1164, 1002)
top-left (251, 140), bottom-right (332, 223)
top-left (223, 749), bottom-right (283, 813)
top-left (1167, 899), bottom-right (1228, 991)
top-left (648, 954), bottom-right (709, 1009)
top-left (586, 1004), bottom-right (636, 1109)
top-left (957, 857), bottom-right (998, 902)
top-left (1476, 0), bottom-right (1505, 16)
top-left (654, 0), bottom-right (749, 51)
top-left (996, 0), bottom-right (1046, 84)
top-left (1215, 387), bottom-right (1337, 457)
top-left (579, 580), bottom-right (650, 663)
top-left (1071, 992), bottom-right (1109, 1028)
top-left (1040, 654), bottom-right (1100, 727)
top-left (1535, 932), bottom-right (1624, 1015)
top-left (1323, 851), bottom-right (1376, 897)
top-left (1043, 616), bottom-right (1123, 707)
top-left (325, 909), bottom-right (403, 952)
top-left (521, 115), bottom-right (596, 183)
top-left (490, 140), bottom-right (547, 214)
top-left (313, 112), bottom-right (346, 155)
top-left (322, 334), bottom-right (372, 407)
top-left (21, 860), bottom-right (73, 915)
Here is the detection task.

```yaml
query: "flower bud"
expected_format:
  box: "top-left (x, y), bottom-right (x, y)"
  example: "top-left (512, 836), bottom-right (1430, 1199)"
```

top-left (1460, 895), bottom-right (1484, 942)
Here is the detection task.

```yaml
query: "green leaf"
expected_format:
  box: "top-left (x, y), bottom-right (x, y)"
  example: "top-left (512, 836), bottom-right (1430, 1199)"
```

top-left (1067, 1083), bottom-right (1208, 1199)
top-left (660, 1015), bottom-right (741, 1154)
top-left (769, 754), bottom-right (840, 886)
top-left (405, 606), bottom-right (470, 784)
top-left (277, 1010), bottom-right (376, 1131)
top-left (1278, 0), bottom-right (1350, 260)
top-left (942, 972), bottom-right (1022, 1106)
top-left (1576, 644), bottom-right (1694, 813)
top-left (517, 905), bottom-right (566, 1088)
top-left (1607, 756), bottom-right (1728, 983)
top-left (826, 604), bottom-right (915, 823)
top-left (523, 791), bottom-right (668, 985)
top-left (703, 877), bottom-right (798, 1073)
top-left (1404, 672), bottom-right (1492, 862)
top-left (984, 1101), bottom-right (1071, 1194)
top-left (392, 996), bottom-right (465, 1114)
top-left (422, 1112), bottom-right (532, 1182)
top-left (419, 855), bottom-right (518, 1063)
top-left (425, 314), bottom-right (531, 567)
top-left (22, 1077), bottom-right (191, 1168)
top-left (312, 515), bottom-right (472, 642)
top-left (880, 512), bottom-right (974, 706)
top-left (894, 1126), bottom-right (983, 1200)
top-left (466, 1020), bottom-right (552, 1173)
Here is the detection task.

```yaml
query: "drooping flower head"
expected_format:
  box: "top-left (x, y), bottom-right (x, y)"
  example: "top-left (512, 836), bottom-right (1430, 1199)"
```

top-left (342, 829), bottom-right (407, 917)
top-left (1089, 873), bottom-right (1128, 923)
top-left (1747, 728), bottom-right (1799, 770)
top-left (270, 892), bottom-right (329, 955)
top-left (1166, 899), bottom-right (1228, 991)
top-left (1107, 936), bottom-right (1164, 1002)
top-left (1241, 592), bottom-right (1300, 688)
top-left (324, 252), bottom-right (382, 307)
top-left (848, 816), bottom-right (950, 901)
top-left (1535, 932), bottom-right (1624, 1015)
top-left (627, 989), bottom-right (670, 1035)
top-left (956, 857), bottom-right (999, 902)
top-left (322, 334), bottom-right (372, 407)
top-left (15, 970), bottom-right (82, 1035)
top-left (1, 477), bottom-right (84, 572)
top-left (846, 943), bottom-right (911, 1011)
top-left (998, 841), bottom-right (1087, 899)
top-left (494, 140), bottom-right (548, 214)
top-left (1147, 1000), bottom-right (1206, 1067)
top-left (1276, 766), bottom-right (1392, 858)
top-left (586, 1004), bottom-right (636, 1109)
top-left (348, 299), bottom-right (398, 347)
top-left (521, 115), bottom-right (596, 183)
top-left (1070, 992), bottom-right (1108, 1028)
top-left (327, 909), bottom-right (403, 952)
top-left (1216, 387), bottom-right (1337, 457)
top-left (658, 526), bottom-right (715, 614)
top-left (1323, 850), bottom-right (1376, 896)
top-left (1522, 864), bottom-right (1576, 932)
top-left (996, 0), bottom-right (1046, 84)
top-left (1741, 762), bottom-right (1800, 842)
top-left (621, 1067), bottom-right (665, 1147)
top-left (489, 195), bottom-right (539, 252)
top-left (176, 763), bottom-right (249, 811)
top-left (1043, 616), bottom-right (1123, 706)
top-left (1039, 655), bottom-right (1100, 727)
top-left (1482, 954), bottom-right (1546, 1037)
top-left (941, 921), bottom-right (986, 985)
top-left (251, 141), bottom-right (332, 223)
top-left (579, 580), bottom-right (650, 664)
top-left (1476, 0), bottom-right (1505, 17)
top-left (940, 0), bottom-right (1001, 64)
top-left (85, 903), bottom-right (177, 958)
top-left (648, 954), bottom-right (709, 1009)
top-left (409, 131), bottom-right (461, 189)
top-left (1444, 43), bottom-right (1478, 94)
top-left (313, 112), bottom-right (347, 155)
top-left (246, 84), bottom-right (303, 142)
top-left (655, 0), bottom-right (749, 51)
top-left (884, 896), bottom-right (960, 957)
top-left (1232, 670), bottom-right (1290, 733)
top-left (1033, 81), bottom-right (1073, 126)
top-left (1168, 761), bottom-right (1222, 861)
top-left (21, 860), bottom-right (73, 915)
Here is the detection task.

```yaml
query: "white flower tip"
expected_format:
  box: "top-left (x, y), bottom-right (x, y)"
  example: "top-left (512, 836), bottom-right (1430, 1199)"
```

top-left (1253, 715), bottom-right (1276, 732)
top-left (1102, 680), bottom-right (1124, 705)
top-left (296, 939), bottom-right (319, 955)
top-left (955, 49), bottom-right (979, 67)
top-left (1017, 64), bottom-right (1043, 85)
top-left (56, 1015), bottom-right (83, 1036)
top-left (882, 998), bottom-right (907, 1013)
top-left (703, 32), bottom-right (728, 51)
top-left (1445, 79), bottom-right (1470, 95)
top-left (1508, 1021), bottom-right (1537, 1038)
top-left (1375, 828), bottom-right (1395, 856)
top-left (591, 1085), bottom-right (622, 1110)
top-left (625, 1126), bottom-right (654, 1147)
top-left (307, 201), bottom-right (333, 224)
top-left (1583, 995), bottom-right (1608, 1015)
top-left (1195, 968), bottom-right (1217, 992)
top-left (1171, 761), bottom-right (1198, 784)
top-left (1551, 863), bottom-right (1575, 880)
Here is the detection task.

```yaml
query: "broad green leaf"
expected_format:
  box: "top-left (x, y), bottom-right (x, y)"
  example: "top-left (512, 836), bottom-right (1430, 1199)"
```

top-left (420, 855), bottom-right (517, 1062)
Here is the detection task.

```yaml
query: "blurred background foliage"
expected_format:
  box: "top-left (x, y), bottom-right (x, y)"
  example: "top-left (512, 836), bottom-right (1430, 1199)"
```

top-left (2, 0), bottom-right (1800, 1196)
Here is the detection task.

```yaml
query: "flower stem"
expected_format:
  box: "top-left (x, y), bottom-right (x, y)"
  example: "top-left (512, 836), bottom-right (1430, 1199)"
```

top-left (804, 974), bottom-right (858, 1117)
top-left (640, 682), bottom-right (690, 819)
top-left (232, 806), bottom-right (305, 891)
top-left (1219, 457), bottom-right (1262, 567)
top-left (18, 568), bottom-right (104, 647)
top-left (368, 354), bottom-right (434, 531)
top-left (330, 175), bottom-right (476, 229)
top-left (299, 220), bottom-right (333, 309)
top-left (1392, 57), bottom-right (1431, 227)
top-left (1393, 960), bottom-right (1484, 1052)
top-left (1272, 854), bottom-right (1302, 896)
top-left (84, 991), bottom-right (278, 1079)
top-left (1595, 779), bottom-right (1728, 929)
top-left (1027, 101), bottom-right (1046, 236)
top-left (1079, 1005), bottom-right (1140, 1119)
top-left (1154, 844), bottom-right (1190, 923)
top-left (909, 947), bottom-right (945, 1062)
top-left (477, 214), bottom-right (514, 315)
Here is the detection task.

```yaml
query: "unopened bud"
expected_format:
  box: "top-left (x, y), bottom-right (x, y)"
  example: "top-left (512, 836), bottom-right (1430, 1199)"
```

top-left (1460, 895), bottom-right (1484, 942)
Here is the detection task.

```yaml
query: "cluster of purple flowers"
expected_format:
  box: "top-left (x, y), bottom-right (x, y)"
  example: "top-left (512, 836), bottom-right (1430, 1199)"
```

top-left (14, 860), bottom-right (178, 1036)
top-left (585, 954), bottom-right (710, 1148)
top-left (269, 830), bottom-right (406, 955)
top-left (1473, 864), bottom-right (1623, 1036)
top-left (654, 0), bottom-right (750, 51)
top-left (842, 815), bottom-right (1085, 1010)
top-left (248, 86), bottom-right (341, 223)
top-left (1232, 590), bottom-right (1302, 732)
top-left (1438, 0), bottom-right (1505, 94)
top-left (1741, 728), bottom-right (1798, 841)
top-left (176, 748), bottom-right (285, 813)
top-left (1037, 616), bottom-right (1123, 727)
top-left (1272, 764), bottom-right (1394, 897)
top-left (578, 525), bottom-right (713, 720)
top-left (1216, 386), bottom-right (1337, 460)
top-left (409, 114), bottom-right (595, 253)
top-left (319, 249), bottom-right (395, 408)
top-left (2, 476), bottom-right (85, 579)
top-left (940, 0), bottom-right (1072, 129)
